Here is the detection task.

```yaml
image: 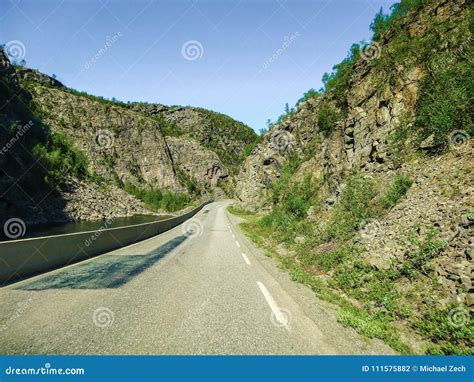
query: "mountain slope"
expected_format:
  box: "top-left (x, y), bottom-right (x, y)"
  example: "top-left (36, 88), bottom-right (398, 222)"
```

top-left (235, 0), bottom-right (472, 354)
top-left (0, 52), bottom-right (258, 224)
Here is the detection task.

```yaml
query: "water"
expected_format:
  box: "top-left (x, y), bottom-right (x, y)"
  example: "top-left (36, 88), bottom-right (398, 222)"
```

top-left (1, 214), bottom-right (172, 242)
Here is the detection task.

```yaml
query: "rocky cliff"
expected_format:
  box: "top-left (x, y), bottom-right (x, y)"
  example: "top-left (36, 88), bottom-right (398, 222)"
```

top-left (237, 0), bottom-right (470, 206)
top-left (0, 52), bottom-right (257, 223)
top-left (235, 0), bottom-right (472, 354)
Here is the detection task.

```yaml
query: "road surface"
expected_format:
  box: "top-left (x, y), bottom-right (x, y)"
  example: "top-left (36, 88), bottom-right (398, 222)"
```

top-left (0, 201), bottom-right (394, 355)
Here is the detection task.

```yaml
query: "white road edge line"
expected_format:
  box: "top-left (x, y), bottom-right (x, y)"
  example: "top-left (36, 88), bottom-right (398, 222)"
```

top-left (256, 281), bottom-right (290, 331)
top-left (241, 252), bottom-right (251, 265)
top-left (235, 241), bottom-right (240, 248)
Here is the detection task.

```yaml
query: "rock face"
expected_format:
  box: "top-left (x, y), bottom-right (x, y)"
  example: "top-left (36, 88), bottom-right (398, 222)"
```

top-left (166, 136), bottom-right (229, 187)
top-left (237, 0), bottom-right (468, 208)
top-left (236, 0), bottom-right (471, 311)
top-left (128, 103), bottom-right (257, 176)
top-left (61, 178), bottom-right (149, 221)
top-left (25, 81), bottom-right (182, 191)
top-left (0, 53), bottom-right (257, 224)
top-left (18, 69), bottom-right (256, 195)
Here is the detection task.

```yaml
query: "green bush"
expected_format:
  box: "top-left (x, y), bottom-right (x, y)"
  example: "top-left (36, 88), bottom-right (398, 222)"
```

top-left (415, 61), bottom-right (473, 148)
top-left (33, 132), bottom-right (89, 188)
top-left (400, 230), bottom-right (446, 278)
top-left (295, 88), bottom-right (319, 107)
top-left (415, 304), bottom-right (473, 355)
top-left (380, 173), bottom-right (413, 209)
top-left (325, 174), bottom-right (377, 241)
top-left (317, 100), bottom-right (340, 136)
top-left (123, 182), bottom-right (190, 212)
top-left (313, 245), bottom-right (352, 272)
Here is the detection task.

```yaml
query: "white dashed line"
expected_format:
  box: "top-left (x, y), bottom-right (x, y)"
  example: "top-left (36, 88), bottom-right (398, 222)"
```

top-left (256, 281), bottom-right (290, 330)
top-left (232, 234), bottom-right (235, 239)
top-left (235, 241), bottom-right (240, 248)
top-left (241, 253), bottom-right (251, 265)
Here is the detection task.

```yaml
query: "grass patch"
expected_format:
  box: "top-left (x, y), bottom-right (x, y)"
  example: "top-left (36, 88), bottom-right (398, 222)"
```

top-left (123, 182), bottom-right (190, 212)
top-left (380, 173), bottom-right (413, 209)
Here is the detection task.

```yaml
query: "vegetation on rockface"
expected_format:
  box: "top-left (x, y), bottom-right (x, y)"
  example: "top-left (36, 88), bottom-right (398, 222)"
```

top-left (0, 64), bottom-right (90, 198)
top-left (123, 182), bottom-right (190, 212)
top-left (269, 0), bottom-right (472, 146)
top-left (32, 132), bottom-right (89, 190)
top-left (369, 0), bottom-right (473, 149)
top-left (12, 68), bottom-right (198, 213)
top-left (233, 162), bottom-right (472, 354)
top-left (194, 108), bottom-right (259, 174)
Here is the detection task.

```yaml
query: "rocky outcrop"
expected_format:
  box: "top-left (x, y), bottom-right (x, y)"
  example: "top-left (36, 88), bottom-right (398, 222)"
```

top-left (236, 0), bottom-right (468, 208)
top-left (1, 53), bottom-right (257, 224)
top-left (25, 82), bottom-right (182, 191)
top-left (61, 178), bottom-right (150, 221)
top-left (235, 0), bottom-right (471, 320)
top-left (128, 103), bottom-right (257, 175)
top-left (166, 136), bottom-right (228, 187)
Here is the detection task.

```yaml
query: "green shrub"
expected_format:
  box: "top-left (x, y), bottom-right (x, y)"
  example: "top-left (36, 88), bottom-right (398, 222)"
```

top-left (325, 174), bottom-right (377, 241)
top-left (400, 230), bottom-right (446, 278)
top-left (415, 61), bottom-right (473, 148)
top-left (380, 173), bottom-right (413, 209)
top-left (313, 245), bottom-right (352, 272)
top-left (415, 304), bottom-right (473, 355)
top-left (155, 115), bottom-right (184, 137)
top-left (176, 167), bottom-right (201, 196)
top-left (33, 132), bottom-right (89, 188)
top-left (123, 182), bottom-right (190, 212)
top-left (321, 43), bottom-right (360, 110)
top-left (317, 100), bottom-right (340, 136)
top-left (295, 88), bottom-right (319, 107)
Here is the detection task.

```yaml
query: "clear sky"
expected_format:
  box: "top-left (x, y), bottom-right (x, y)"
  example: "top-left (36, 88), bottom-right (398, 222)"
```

top-left (1, 0), bottom-right (394, 132)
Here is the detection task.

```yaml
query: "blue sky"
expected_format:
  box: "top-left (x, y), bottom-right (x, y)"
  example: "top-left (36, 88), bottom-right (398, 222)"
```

top-left (1, 0), bottom-right (394, 131)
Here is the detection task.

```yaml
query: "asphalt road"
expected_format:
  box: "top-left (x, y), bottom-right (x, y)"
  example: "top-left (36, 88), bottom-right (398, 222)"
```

top-left (0, 201), bottom-right (395, 355)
